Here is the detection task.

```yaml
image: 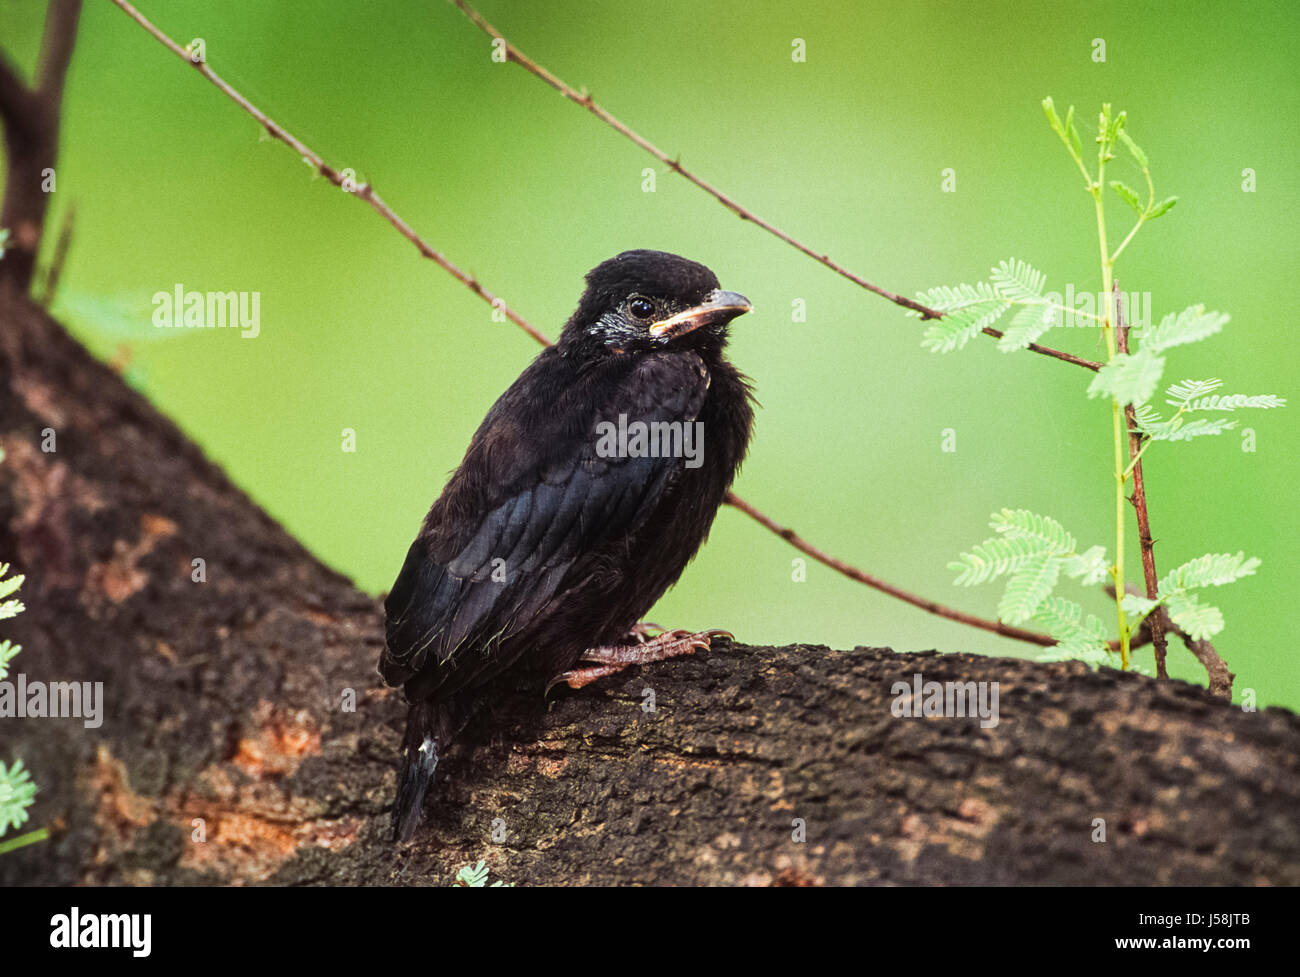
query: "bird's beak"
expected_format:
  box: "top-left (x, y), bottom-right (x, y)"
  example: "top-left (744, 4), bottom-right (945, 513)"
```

top-left (648, 289), bottom-right (752, 340)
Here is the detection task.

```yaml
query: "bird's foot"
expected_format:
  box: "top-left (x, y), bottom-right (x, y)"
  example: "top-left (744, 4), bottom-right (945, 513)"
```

top-left (547, 628), bottom-right (734, 693)
top-left (623, 620), bottom-right (666, 644)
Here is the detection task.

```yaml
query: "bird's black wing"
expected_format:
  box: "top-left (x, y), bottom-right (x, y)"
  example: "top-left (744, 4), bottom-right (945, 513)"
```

top-left (380, 347), bottom-right (710, 696)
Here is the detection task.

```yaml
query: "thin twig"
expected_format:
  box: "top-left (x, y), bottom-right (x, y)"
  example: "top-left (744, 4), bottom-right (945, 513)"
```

top-left (1114, 281), bottom-right (1169, 679)
top-left (446, 0), bottom-right (1102, 374)
top-left (107, 0), bottom-right (550, 346)
top-left (110, 0), bottom-right (1063, 654)
top-left (724, 492), bottom-right (1058, 647)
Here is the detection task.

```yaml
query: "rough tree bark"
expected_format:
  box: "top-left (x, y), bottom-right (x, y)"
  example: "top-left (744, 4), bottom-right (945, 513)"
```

top-left (1, 292), bottom-right (1297, 885)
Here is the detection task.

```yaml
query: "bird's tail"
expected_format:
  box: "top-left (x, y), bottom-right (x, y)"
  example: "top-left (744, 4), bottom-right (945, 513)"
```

top-left (392, 699), bottom-right (443, 843)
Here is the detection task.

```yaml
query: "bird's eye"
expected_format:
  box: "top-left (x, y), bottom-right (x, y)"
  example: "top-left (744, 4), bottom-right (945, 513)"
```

top-left (628, 296), bottom-right (655, 319)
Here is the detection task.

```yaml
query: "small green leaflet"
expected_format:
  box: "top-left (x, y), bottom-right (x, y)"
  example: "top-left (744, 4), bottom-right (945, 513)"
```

top-left (990, 508), bottom-right (1076, 552)
top-left (917, 259), bottom-right (1052, 353)
top-left (1159, 552), bottom-right (1260, 592)
top-left (1062, 545), bottom-right (1109, 586)
top-left (1135, 382), bottom-right (1284, 441)
top-left (1133, 405), bottom-right (1238, 441)
top-left (952, 510), bottom-right (1105, 629)
top-left (452, 859), bottom-right (514, 887)
top-left (1110, 181), bottom-right (1143, 215)
top-left (916, 282), bottom-right (1007, 353)
top-left (998, 304), bottom-right (1056, 352)
top-left (950, 508), bottom-right (1080, 586)
top-left (1183, 393), bottom-right (1286, 412)
top-left (998, 552), bottom-right (1060, 624)
top-left (0, 564), bottom-right (23, 622)
top-left (0, 639), bottom-right (20, 683)
top-left (1087, 347), bottom-right (1165, 406)
top-left (0, 759), bottom-right (37, 834)
top-left (949, 534), bottom-right (1053, 586)
top-left (1119, 553), bottom-right (1262, 643)
top-left (1121, 592), bottom-right (1161, 625)
top-left (1140, 306), bottom-right (1229, 354)
top-left (988, 258), bottom-right (1047, 302)
top-left (1164, 591), bottom-right (1224, 641)
top-left (1148, 197), bottom-right (1178, 220)
top-left (1165, 378), bottom-right (1223, 405)
top-left (1033, 595), bottom-right (1110, 658)
top-left (1118, 129), bottom-right (1149, 170)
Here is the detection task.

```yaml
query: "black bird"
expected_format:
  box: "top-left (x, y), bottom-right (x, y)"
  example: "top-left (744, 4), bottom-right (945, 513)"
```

top-left (380, 250), bottom-right (755, 842)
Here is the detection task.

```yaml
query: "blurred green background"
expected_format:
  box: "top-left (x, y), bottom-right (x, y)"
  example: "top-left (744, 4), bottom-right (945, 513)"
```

top-left (2, 0), bottom-right (1296, 707)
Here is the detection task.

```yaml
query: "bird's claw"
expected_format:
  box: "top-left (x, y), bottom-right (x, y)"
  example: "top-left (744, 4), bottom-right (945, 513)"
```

top-left (547, 627), bottom-right (735, 693)
top-left (624, 620), bottom-right (666, 644)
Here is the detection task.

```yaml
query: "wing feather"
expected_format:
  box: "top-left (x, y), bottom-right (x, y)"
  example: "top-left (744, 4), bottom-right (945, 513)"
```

top-left (380, 349), bottom-right (708, 693)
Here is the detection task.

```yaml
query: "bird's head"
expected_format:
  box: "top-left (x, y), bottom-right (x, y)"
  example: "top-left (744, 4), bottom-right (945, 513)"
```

top-left (559, 250), bottom-right (751, 358)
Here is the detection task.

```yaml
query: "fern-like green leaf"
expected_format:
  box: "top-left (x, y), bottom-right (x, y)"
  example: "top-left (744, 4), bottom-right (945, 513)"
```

top-left (1159, 418), bottom-right (1238, 441)
top-left (1033, 595), bottom-right (1110, 663)
top-left (1138, 409), bottom-right (1238, 441)
top-left (454, 861), bottom-right (491, 887)
top-left (918, 282), bottom-right (1011, 353)
top-left (0, 759), bottom-right (37, 834)
top-left (989, 258), bottom-right (1047, 302)
top-left (990, 508), bottom-right (1077, 554)
top-left (1164, 378), bottom-right (1223, 407)
top-left (920, 315), bottom-right (988, 353)
top-left (0, 640), bottom-right (19, 683)
top-left (998, 553), bottom-right (1060, 624)
top-left (1121, 593), bottom-right (1161, 626)
top-left (1159, 552), bottom-right (1260, 593)
top-left (1184, 393), bottom-right (1286, 412)
top-left (1140, 305), bottom-right (1228, 353)
top-left (1165, 592), bottom-right (1224, 641)
top-left (916, 282), bottom-right (999, 314)
top-left (0, 565), bottom-right (21, 601)
top-left (1033, 595), bottom-right (1109, 646)
top-left (1062, 545), bottom-right (1109, 585)
top-left (949, 534), bottom-right (1056, 586)
top-left (1132, 403), bottom-right (1163, 430)
top-left (1087, 348), bottom-right (1165, 406)
top-left (997, 302), bottom-right (1057, 351)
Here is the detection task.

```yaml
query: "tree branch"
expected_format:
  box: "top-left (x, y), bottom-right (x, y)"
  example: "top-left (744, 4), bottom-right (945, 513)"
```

top-left (34, 0), bottom-right (83, 102)
top-left (0, 0), bottom-right (82, 295)
top-left (0, 55), bottom-right (41, 141)
top-left (0, 294), bottom-right (1289, 884)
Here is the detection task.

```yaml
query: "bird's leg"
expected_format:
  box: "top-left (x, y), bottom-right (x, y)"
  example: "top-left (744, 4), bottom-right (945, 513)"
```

top-left (547, 629), bottom-right (733, 693)
top-left (623, 620), bottom-right (666, 644)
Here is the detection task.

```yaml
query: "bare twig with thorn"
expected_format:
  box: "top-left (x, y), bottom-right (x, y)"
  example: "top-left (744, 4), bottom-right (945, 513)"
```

top-left (1114, 280), bottom-right (1170, 679)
